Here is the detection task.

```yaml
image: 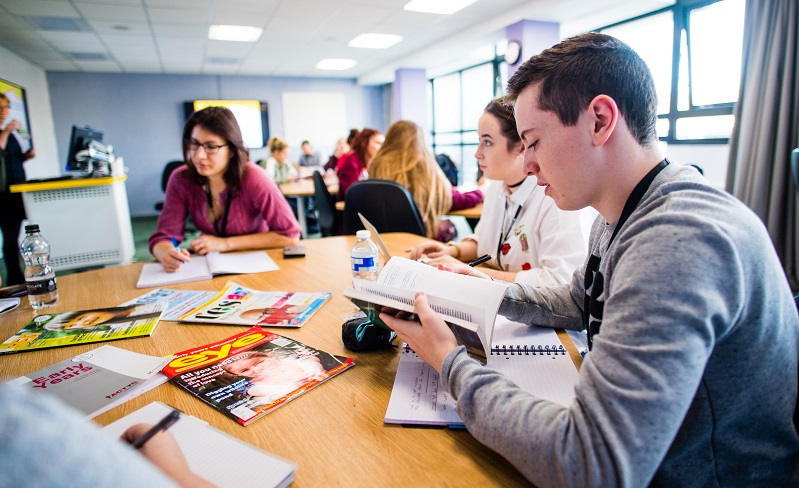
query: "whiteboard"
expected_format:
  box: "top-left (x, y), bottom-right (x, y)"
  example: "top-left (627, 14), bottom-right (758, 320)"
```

top-left (281, 92), bottom-right (347, 148)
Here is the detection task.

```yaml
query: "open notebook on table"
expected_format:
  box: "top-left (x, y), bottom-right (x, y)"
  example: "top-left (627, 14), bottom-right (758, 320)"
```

top-left (102, 402), bottom-right (295, 488)
top-left (136, 251), bottom-right (279, 288)
top-left (384, 318), bottom-right (580, 427)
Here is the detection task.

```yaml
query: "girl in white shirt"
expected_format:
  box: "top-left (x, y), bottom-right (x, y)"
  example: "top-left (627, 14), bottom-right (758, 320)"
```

top-left (409, 98), bottom-right (592, 286)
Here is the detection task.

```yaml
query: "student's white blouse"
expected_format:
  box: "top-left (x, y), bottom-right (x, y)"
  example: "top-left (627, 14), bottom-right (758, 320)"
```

top-left (462, 176), bottom-right (593, 286)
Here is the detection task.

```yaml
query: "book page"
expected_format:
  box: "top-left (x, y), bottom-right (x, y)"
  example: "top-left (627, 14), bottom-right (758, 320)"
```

top-left (102, 402), bottom-right (295, 488)
top-left (136, 257), bottom-right (212, 288)
top-left (205, 251), bottom-right (279, 275)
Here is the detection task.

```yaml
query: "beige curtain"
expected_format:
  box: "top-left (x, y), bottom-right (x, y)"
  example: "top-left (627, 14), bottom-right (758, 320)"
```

top-left (726, 0), bottom-right (799, 289)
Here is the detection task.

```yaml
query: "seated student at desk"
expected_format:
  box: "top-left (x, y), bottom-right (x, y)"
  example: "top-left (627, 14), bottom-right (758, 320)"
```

top-left (336, 128), bottom-right (383, 201)
top-left (409, 98), bottom-right (590, 284)
top-left (0, 384), bottom-right (212, 487)
top-left (150, 107), bottom-right (300, 272)
top-left (260, 136), bottom-right (300, 184)
top-left (384, 34), bottom-right (799, 487)
top-left (369, 120), bottom-right (483, 242)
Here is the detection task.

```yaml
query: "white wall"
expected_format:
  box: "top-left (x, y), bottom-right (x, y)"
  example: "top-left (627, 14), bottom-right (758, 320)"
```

top-left (663, 143), bottom-right (730, 189)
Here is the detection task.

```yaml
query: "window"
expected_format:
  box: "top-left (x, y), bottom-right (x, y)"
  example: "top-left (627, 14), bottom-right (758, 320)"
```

top-left (599, 0), bottom-right (745, 143)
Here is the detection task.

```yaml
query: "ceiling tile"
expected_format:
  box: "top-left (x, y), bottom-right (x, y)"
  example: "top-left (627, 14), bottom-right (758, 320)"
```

top-left (145, 0), bottom-right (212, 9)
top-left (0, 0), bottom-right (80, 17)
top-left (146, 7), bottom-right (210, 25)
top-left (73, 3), bottom-right (147, 22)
top-left (151, 23), bottom-right (206, 38)
top-left (73, 59), bottom-right (122, 72)
top-left (88, 19), bottom-right (151, 36)
top-left (38, 59), bottom-right (81, 70)
top-left (37, 31), bottom-right (102, 45)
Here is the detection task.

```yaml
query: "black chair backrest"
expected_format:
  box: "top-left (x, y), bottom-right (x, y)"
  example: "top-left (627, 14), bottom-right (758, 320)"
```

top-left (162, 160), bottom-right (185, 193)
top-left (791, 148), bottom-right (799, 194)
top-left (312, 171), bottom-right (337, 237)
top-left (343, 179), bottom-right (426, 236)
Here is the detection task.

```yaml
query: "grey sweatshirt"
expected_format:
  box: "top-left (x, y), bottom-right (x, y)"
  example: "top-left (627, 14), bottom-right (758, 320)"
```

top-left (441, 163), bottom-right (799, 487)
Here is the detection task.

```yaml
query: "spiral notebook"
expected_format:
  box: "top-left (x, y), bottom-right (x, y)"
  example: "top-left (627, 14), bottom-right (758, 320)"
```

top-left (385, 319), bottom-right (580, 427)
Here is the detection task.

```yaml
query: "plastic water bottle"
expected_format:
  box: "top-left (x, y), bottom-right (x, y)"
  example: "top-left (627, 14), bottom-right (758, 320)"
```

top-left (19, 224), bottom-right (58, 309)
top-left (351, 230), bottom-right (379, 282)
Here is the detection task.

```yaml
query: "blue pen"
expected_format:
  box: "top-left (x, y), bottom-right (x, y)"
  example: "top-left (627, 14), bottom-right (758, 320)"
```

top-left (171, 237), bottom-right (180, 248)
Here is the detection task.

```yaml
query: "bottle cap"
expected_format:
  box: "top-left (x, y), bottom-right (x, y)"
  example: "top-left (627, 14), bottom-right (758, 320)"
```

top-left (24, 224), bottom-right (40, 233)
top-left (356, 230), bottom-right (371, 239)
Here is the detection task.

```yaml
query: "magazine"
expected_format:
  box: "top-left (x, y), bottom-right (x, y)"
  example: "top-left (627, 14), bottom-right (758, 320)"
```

top-left (103, 402), bottom-right (295, 488)
top-left (122, 288), bottom-right (216, 321)
top-left (0, 302), bottom-right (166, 354)
top-left (163, 326), bottom-right (355, 426)
top-left (7, 345), bottom-right (171, 419)
top-left (178, 281), bottom-right (332, 328)
top-left (343, 256), bottom-right (508, 360)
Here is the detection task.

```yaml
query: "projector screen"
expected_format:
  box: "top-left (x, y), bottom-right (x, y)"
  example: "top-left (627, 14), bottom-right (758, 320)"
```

top-left (186, 100), bottom-right (269, 149)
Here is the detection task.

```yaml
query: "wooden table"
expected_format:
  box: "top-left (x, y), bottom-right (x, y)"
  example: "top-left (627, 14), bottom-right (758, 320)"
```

top-left (0, 234), bottom-right (576, 487)
top-left (280, 176), bottom-right (339, 237)
top-left (447, 202), bottom-right (483, 220)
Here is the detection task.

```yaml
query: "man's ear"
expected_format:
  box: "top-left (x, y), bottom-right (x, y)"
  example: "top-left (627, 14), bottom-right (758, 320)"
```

top-left (587, 94), bottom-right (618, 147)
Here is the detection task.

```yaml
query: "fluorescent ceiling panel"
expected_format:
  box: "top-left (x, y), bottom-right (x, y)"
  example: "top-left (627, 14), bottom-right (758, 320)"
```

top-left (315, 58), bottom-right (357, 70)
top-left (208, 24), bottom-right (263, 42)
top-left (403, 0), bottom-right (478, 15)
top-left (348, 33), bottom-right (402, 49)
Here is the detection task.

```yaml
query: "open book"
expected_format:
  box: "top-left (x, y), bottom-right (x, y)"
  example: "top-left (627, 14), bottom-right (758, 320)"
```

top-left (102, 402), bottom-right (295, 488)
top-left (136, 251), bottom-right (279, 288)
top-left (177, 281), bottom-right (332, 328)
top-left (385, 319), bottom-right (580, 427)
top-left (343, 256), bottom-right (509, 360)
top-left (163, 326), bottom-right (354, 426)
top-left (8, 345), bottom-right (170, 419)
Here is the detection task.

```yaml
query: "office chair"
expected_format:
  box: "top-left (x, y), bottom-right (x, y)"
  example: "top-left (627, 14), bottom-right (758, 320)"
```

top-left (154, 160), bottom-right (185, 212)
top-left (312, 171), bottom-right (339, 236)
top-left (791, 148), bottom-right (799, 196)
top-left (343, 179), bottom-right (426, 236)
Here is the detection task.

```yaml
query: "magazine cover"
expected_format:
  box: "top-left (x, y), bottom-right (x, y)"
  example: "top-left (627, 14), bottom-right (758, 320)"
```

top-left (178, 281), bottom-right (332, 328)
top-left (163, 326), bottom-right (355, 426)
top-left (0, 302), bottom-right (166, 354)
top-left (121, 288), bottom-right (216, 321)
top-left (8, 345), bottom-right (171, 419)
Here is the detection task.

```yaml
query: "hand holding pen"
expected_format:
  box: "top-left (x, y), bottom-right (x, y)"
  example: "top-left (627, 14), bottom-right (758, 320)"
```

top-left (161, 237), bottom-right (191, 273)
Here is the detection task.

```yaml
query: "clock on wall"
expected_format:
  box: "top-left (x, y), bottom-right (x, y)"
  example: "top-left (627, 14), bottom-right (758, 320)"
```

top-left (504, 40), bottom-right (522, 65)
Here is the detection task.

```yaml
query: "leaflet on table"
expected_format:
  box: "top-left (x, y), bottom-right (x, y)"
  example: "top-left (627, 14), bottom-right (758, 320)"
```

top-left (0, 302), bottom-right (167, 354)
top-left (122, 288), bottom-right (216, 321)
top-left (162, 325), bottom-right (355, 426)
top-left (177, 281), bottom-right (332, 328)
top-left (7, 345), bottom-right (171, 419)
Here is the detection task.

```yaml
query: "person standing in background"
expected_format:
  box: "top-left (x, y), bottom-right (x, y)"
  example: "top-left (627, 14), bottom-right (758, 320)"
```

top-left (336, 128), bottom-right (383, 201)
top-left (297, 140), bottom-right (320, 167)
top-left (0, 93), bottom-right (35, 285)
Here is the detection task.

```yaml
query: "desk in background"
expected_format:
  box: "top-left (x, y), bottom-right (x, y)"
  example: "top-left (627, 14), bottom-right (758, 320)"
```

top-left (9, 176), bottom-right (135, 271)
top-left (279, 175), bottom-right (338, 238)
top-left (0, 234), bottom-right (579, 487)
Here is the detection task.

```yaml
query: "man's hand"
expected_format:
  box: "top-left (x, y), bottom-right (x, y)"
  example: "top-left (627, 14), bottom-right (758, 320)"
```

top-left (380, 292), bottom-right (459, 373)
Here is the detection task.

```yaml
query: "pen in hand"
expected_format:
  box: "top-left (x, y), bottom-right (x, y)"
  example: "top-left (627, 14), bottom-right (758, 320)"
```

top-left (131, 409), bottom-right (181, 449)
top-left (468, 254), bottom-right (492, 267)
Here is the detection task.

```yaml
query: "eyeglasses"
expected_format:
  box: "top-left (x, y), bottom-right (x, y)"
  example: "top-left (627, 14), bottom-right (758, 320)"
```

top-left (0, 105), bottom-right (9, 110)
top-left (188, 140), bottom-right (228, 154)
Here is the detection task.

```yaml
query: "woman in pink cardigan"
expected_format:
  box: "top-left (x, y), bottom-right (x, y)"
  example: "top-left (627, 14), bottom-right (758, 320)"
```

top-left (150, 107), bottom-right (300, 272)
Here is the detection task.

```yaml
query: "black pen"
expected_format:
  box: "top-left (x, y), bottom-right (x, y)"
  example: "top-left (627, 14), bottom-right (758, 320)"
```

top-left (131, 409), bottom-right (181, 449)
top-left (468, 254), bottom-right (492, 267)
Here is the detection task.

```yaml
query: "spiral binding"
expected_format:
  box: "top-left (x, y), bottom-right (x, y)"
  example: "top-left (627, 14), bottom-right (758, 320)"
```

top-left (490, 344), bottom-right (566, 356)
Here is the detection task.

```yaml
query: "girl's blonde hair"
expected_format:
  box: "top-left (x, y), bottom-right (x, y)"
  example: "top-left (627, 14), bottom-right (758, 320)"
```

top-left (368, 120), bottom-right (452, 238)
top-left (268, 136), bottom-right (288, 154)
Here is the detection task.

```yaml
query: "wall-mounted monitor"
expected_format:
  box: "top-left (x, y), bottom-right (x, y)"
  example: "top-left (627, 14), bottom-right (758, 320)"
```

top-left (66, 125), bottom-right (103, 175)
top-left (0, 77), bottom-right (33, 151)
top-left (183, 100), bottom-right (269, 149)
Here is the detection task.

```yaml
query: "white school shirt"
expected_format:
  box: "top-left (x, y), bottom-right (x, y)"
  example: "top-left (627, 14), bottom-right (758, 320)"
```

top-left (462, 176), bottom-right (593, 286)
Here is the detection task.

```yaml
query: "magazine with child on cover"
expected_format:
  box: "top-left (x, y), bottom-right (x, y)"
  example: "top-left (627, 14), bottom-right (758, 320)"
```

top-left (162, 326), bottom-right (355, 426)
top-left (178, 281), bottom-right (332, 328)
top-left (0, 302), bottom-right (166, 354)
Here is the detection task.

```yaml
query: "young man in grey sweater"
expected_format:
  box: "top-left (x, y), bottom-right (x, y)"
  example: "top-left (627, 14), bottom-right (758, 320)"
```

top-left (382, 33), bottom-right (799, 487)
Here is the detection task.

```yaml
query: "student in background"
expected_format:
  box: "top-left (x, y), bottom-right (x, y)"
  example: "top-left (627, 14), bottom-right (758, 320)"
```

top-left (336, 128), bottom-right (383, 201)
top-left (260, 136), bottom-right (299, 184)
top-left (0, 383), bottom-right (212, 487)
top-left (324, 136), bottom-right (350, 172)
top-left (0, 93), bottom-right (35, 285)
top-left (368, 120), bottom-right (482, 241)
top-left (297, 140), bottom-right (320, 167)
top-left (150, 107), bottom-right (300, 273)
top-left (409, 98), bottom-right (591, 286)
top-left (383, 33), bottom-right (799, 486)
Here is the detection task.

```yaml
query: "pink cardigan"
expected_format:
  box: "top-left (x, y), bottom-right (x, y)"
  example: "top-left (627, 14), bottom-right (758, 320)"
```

top-left (149, 163), bottom-right (300, 252)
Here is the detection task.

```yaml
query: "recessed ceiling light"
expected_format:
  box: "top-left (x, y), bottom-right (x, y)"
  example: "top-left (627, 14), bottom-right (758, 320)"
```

top-left (348, 33), bottom-right (403, 49)
top-left (315, 58), bottom-right (357, 70)
top-left (208, 25), bottom-right (263, 42)
top-left (112, 25), bottom-right (130, 31)
top-left (403, 0), bottom-right (478, 15)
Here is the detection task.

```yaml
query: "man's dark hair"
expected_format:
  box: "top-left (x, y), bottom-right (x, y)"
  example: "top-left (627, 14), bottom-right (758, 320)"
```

top-left (506, 32), bottom-right (658, 147)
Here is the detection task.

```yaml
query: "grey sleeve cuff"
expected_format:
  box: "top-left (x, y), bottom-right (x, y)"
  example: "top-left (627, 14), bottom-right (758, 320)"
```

top-left (440, 345), bottom-right (472, 400)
